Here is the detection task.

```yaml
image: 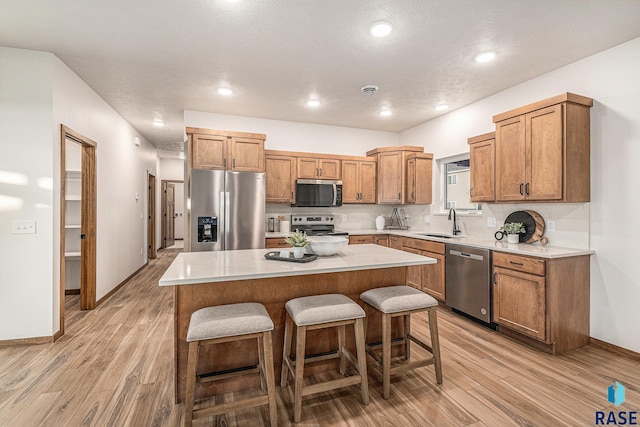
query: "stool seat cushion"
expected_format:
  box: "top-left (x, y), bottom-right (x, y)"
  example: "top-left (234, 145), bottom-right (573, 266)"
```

top-left (360, 286), bottom-right (438, 314)
top-left (187, 302), bottom-right (274, 342)
top-left (285, 294), bottom-right (365, 326)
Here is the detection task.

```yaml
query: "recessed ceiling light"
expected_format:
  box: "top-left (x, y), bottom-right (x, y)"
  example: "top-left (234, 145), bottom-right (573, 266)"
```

top-left (370, 21), bottom-right (393, 37)
top-left (306, 99), bottom-right (320, 108)
top-left (153, 119), bottom-right (164, 127)
top-left (379, 109), bottom-right (392, 117)
top-left (475, 51), bottom-right (496, 63)
top-left (217, 87), bottom-right (233, 96)
top-left (436, 104), bottom-right (449, 111)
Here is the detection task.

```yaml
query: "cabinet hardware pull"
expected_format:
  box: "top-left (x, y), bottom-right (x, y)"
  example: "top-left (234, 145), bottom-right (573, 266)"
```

top-left (519, 183), bottom-right (524, 195)
top-left (493, 272), bottom-right (497, 284)
top-left (412, 191), bottom-right (415, 200)
top-left (398, 192), bottom-right (401, 200)
top-left (291, 191), bottom-right (294, 199)
top-left (223, 158), bottom-right (227, 168)
top-left (232, 158), bottom-right (235, 169)
top-left (509, 261), bottom-right (524, 266)
top-left (470, 187), bottom-right (473, 197)
top-left (319, 168), bottom-right (322, 176)
top-left (525, 183), bottom-right (530, 195)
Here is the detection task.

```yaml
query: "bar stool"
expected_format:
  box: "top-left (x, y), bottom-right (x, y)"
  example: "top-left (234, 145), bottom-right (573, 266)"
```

top-left (360, 286), bottom-right (443, 399)
top-left (183, 302), bottom-right (277, 427)
top-left (280, 294), bottom-right (369, 423)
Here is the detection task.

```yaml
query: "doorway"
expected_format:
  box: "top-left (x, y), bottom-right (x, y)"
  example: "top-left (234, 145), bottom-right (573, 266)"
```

top-left (161, 180), bottom-right (184, 249)
top-left (148, 173), bottom-right (157, 259)
top-left (59, 125), bottom-right (97, 336)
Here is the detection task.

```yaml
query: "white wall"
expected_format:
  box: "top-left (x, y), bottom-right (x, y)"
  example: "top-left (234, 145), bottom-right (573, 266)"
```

top-left (184, 111), bottom-right (400, 156)
top-left (0, 47), bottom-right (157, 340)
top-left (0, 48), bottom-right (55, 339)
top-left (400, 37), bottom-right (640, 353)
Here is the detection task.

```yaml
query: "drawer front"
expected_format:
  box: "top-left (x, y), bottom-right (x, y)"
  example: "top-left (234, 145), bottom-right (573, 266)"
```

top-left (265, 238), bottom-right (292, 249)
top-left (402, 237), bottom-right (445, 254)
top-left (349, 235), bottom-right (375, 245)
top-left (493, 252), bottom-right (545, 276)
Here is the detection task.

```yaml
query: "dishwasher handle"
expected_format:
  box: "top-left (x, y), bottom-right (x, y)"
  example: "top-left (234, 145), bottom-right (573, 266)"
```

top-left (449, 249), bottom-right (484, 262)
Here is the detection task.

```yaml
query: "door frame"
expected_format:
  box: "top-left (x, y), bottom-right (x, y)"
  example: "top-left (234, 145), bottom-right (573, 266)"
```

top-left (161, 179), bottom-right (184, 249)
top-left (59, 125), bottom-right (97, 337)
top-left (148, 173), bottom-right (157, 259)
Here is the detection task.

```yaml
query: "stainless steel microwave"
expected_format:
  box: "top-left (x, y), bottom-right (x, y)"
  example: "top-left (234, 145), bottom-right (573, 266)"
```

top-left (294, 179), bottom-right (342, 207)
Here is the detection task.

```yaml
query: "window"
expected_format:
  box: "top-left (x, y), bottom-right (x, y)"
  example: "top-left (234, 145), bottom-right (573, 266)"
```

top-left (439, 155), bottom-right (481, 213)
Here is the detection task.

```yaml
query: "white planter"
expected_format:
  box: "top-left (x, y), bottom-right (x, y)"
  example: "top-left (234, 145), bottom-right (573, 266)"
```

top-left (507, 234), bottom-right (520, 244)
top-left (292, 246), bottom-right (305, 259)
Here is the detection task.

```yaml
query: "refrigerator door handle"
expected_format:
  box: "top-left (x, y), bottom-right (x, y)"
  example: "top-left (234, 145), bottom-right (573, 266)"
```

top-left (224, 191), bottom-right (231, 250)
top-left (218, 191), bottom-right (225, 250)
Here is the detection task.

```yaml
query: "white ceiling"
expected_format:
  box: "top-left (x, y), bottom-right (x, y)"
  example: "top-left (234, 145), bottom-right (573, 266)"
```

top-left (2, 0), bottom-right (640, 156)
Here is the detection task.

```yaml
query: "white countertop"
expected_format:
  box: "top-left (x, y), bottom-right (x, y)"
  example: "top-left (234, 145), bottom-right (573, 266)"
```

top-left (266, 229), bottom-right (594, 259)
top-left (159, 244), bottom-right (436, 286)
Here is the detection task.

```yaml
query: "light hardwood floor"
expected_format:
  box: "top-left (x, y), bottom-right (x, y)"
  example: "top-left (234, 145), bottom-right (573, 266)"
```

top-left (1, 249), bottom-right (638, 426)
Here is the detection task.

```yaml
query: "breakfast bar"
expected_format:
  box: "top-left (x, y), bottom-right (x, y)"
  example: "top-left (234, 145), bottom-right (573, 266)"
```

top-left (159, 244), bottom-right (436, 403)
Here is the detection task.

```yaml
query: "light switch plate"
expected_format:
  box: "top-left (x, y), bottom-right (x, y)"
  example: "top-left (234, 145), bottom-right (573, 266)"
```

top-left (423, 215), bottom-right (431, 224)
top-left (341, 214), bottom-right (348, 221)
top-left (547, 220), bottom-right (556, 232)
top-left (13, 220), bottom-right (37, 234)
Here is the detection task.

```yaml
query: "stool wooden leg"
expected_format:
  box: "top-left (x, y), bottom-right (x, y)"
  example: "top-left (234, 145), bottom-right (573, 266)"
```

top-left (337, 325), bottom-right (347, 375)
top-left (293, 325), bottom-right (307, 423)
top-left (354, 317), bottom-right (370, 405)
top-left (428, 307), bottom-right (443, 384)
top-left (262, 331), bottom-right (278, 427)
top-left (257, 335), bottom-right (266, 391)
top-left (183, 341), bottom-right (199, 427)
top-left (382, 312), bottom-right (392, 400)
top-left (404, 314), bottom-right (411, 361)
top-left (281, 314), bottom-right (293, 387)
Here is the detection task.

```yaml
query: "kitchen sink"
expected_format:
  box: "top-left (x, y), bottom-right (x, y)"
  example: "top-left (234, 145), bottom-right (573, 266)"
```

top-left (413, 232), bottom-right (465, 239)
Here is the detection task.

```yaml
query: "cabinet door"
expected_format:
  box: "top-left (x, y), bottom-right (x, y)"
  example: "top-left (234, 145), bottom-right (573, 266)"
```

top-left (495, 116), bottom-right (526, 201)
top-left (192, 134), bottom-right (227, 169)
top-left (297, 157), bottom-right (319, 178)
top-left (359, 161), bottom-right (377, 203)
top-left (377, 152), bottom-right (403, 203)
top-left (421, 251), bottom-right (445, 300)
top-left (526, 105), bottom-right (563, 200)
top-left (374, 235), bottom-right (389, 246)
top-left (414, 157), bottom-right (433, 204)
top-left (265, 155), bottom-right (296, 203)
top-left (341, 161), bottom-right (360, 203)
top-left (389, 235), bottom-right (403, 250)
top-left (229, 137), bottom-right (264, 172)
top-left (318, 159), bottom-right (341, 179)
top-left (403, 247), bottom-right (422, 289)
top-left (406, 159), bottom-right (416, 203)
top-left (493, 266), bottom-right (546, 341)
top-left (469, 138), bottom-right (495, 202)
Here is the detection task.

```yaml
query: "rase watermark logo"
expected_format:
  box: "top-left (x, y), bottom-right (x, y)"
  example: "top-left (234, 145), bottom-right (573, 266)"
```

top-left (595, 381), bottom-right (637, 425)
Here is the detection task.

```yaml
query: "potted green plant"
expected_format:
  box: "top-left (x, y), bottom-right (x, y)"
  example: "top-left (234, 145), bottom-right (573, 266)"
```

top-left (501, 222), bottom-right (525, 243)
top-left (284, 230), bottom-right (310, 258)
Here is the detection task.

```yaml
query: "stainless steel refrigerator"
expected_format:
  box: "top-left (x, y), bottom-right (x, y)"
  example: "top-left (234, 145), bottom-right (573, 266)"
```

top-left (189, 169), bottom-right (266, 252)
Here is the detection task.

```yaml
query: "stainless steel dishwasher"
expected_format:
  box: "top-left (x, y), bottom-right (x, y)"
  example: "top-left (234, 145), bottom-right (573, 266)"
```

top-left (445, 243), bottom-right (493, 325)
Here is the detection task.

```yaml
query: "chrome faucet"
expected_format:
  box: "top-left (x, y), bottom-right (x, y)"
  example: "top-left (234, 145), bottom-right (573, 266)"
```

top-left (448, 208), bottom-right (461, 235)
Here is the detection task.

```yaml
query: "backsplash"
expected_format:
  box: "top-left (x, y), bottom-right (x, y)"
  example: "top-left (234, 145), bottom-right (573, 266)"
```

top-left (266, 202), bottom-right (590, 249)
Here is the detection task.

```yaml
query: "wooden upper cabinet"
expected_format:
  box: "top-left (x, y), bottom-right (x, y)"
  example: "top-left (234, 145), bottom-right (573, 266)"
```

top-left (187, 128), bottom-right (266, 172)
top-left (192, 134), bottom-right (227, 170)
top-left (297, 157), bottom-right (341, 179)
top-left (468, 132), bottom-right (496, 202)
top-left (493, 93), bottom-right (592, 203)
top-left (229, 137), bottom-right (265, 172)
top-left (366, 146), bottom-right (425, 205)
top-left (406, 153), bottom-right (433, 204)
top-left (265, 154), bottom-right (296, 203)
top-left (342, 159), bottom-right (376, 204)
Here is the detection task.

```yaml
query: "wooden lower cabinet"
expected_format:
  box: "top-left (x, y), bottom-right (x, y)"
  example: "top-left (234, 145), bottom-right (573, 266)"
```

top-left (374, 235), bottom-right (389, 247)
top-left (265, 238), bottom-right (291, 249)
top-left (402, 238), bottom-right (445, 301)
top-left (389, 235), bottom-right (403, 250)
top-left (349, 234), bottom-right (374, 245)
top-left (492, 252), bottom-right (590, 354)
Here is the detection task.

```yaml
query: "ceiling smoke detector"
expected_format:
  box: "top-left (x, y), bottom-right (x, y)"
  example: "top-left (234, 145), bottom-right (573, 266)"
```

top-left (361, 85), bottom-right (378, 95)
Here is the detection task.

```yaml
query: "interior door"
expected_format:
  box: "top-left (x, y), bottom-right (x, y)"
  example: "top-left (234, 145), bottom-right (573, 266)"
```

top-left (164, 182), bottom-right (175, 248)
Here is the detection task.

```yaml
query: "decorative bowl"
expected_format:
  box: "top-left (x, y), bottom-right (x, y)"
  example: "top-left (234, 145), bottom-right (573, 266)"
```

top-left (307, 236), bottom-right (348, 256)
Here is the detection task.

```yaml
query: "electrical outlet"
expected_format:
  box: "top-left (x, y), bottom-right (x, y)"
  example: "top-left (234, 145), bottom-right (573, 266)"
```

top-left (487, 217), bottom-right (496, 228)
top-left (342, 214), bottom-right (348, 221)
top-left (547, 220), bottom-right (556, 232)
top-left (423, 215), bottom-right (431, 224)
top-left (13, 220), bottom-right (37, 234)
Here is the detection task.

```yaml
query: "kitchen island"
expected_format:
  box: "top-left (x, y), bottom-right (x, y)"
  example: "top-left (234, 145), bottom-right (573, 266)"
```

top-left (159, 244), bottom-right (436, 403)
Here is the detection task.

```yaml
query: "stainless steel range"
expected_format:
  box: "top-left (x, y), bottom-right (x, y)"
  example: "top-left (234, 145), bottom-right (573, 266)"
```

top-left (291, 214), bottom-right (348, 236)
